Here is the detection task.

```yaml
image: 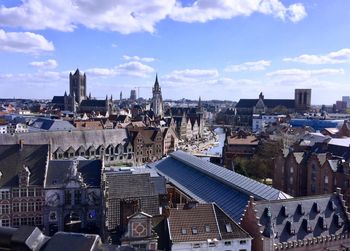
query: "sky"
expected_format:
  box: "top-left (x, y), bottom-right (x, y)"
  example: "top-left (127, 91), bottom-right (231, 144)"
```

top-left (0, 0), bottom-right (350, 104)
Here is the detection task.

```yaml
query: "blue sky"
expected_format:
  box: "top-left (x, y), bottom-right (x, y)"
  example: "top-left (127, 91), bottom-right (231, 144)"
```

top-left (0, 0), bottom-right (350, 104)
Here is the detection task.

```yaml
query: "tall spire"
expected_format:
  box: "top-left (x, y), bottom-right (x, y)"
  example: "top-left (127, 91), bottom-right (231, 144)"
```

top-left (198, 96), bottom-right (202, 107)
top-left (154, 73), bottom-right (160, 89)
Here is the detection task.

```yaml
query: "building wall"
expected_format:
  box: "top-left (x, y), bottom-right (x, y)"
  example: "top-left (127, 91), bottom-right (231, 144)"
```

top-left (171, 239), bottom-right (251, 251)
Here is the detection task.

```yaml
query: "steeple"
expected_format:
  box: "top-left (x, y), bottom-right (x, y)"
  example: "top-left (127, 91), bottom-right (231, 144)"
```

top-left (120, 91), bottom-right (123, 101)
top-left (198, 96), bottom-right (202, 108)
top-left (88, 92), bottom-right (91, 99)
top-left (153, 73), bottom-right (160, 92)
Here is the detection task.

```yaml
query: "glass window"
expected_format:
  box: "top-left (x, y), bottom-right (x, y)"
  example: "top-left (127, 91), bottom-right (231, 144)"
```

top-left (192, 227), bottom-right (198, 234)
top-left (21, 217), bottom-right (28, 226)
top-left (35, 216), bottom-right (42, 226)
top-left (20, 202), bottom-right (27, 212)
top-left (35, 200), bottom-right (42, 211)
top-left (1, 191), bottom-right (10, 199)
top-left (65, 191), bottom-right (72, 205)
top-left (12, 189), bottom-right (19, 198)
top-left (35, 188), bottom-right (42, 197)
top-left (225, 223), bottom-right (233, 233)
top-left (225, 241), bottom-right (231, 246)
top-left (1, 219), bottom-right (10, 227)
top-left (28, 202), bottom-right (34, 212)
top-left (28, 188), bottom-right (35, 197)
top-left (13, 203), bottom-right (19, 212)
top-left (1, 204), bottom-right (10, 214)
top-left (205, 225), bottom-right (210, 233)
top-left (181, 228), bottom-right (187, 235)
top-left (240, 240), bottom-right (247, 245)
top-left (13, 218), bottom-right (20, 227)
top-left (20, 188), bottom-right (27, 197)
top-left (49, 211), bottom-right (57, 222)
top-left (74, 190), bottom-right (81, 205)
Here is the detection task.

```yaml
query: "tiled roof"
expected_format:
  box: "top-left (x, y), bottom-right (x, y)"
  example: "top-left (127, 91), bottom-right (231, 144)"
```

top-left (45, 159), bottom-right (102, 188)
top-left (168, 203), bottom-right (250, 243)
top-left (236, 99), bottom-right (295, 109)
top-left (254, 192), bottom-right (350, 244)
top-left (227, 135), bottom-right (259, 145)
top-left (148, 151), bottom-right (291, 221)
top-left (0, 144), bottom-right (49, 187)
top-left (52, 96), bottom-right (64, 104)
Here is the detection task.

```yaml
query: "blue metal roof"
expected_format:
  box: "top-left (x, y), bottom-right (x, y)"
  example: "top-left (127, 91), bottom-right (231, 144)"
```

top-left (148, 150), bottom-right (291, 222)
top-left (290, 119), bottom-right (343, 130)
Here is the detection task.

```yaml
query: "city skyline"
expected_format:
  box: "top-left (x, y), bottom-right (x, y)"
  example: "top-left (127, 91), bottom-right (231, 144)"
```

top-left (1, 0), bottom-right (350, 104)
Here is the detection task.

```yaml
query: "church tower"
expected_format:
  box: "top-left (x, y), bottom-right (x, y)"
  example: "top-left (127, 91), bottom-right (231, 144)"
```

top-left (69, 69), bottom-right (87, 104)
top-left (151, 74), bottom-right (164, 118)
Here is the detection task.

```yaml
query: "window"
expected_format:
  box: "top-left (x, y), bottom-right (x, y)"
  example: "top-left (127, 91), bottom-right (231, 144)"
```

top-left (0, 190), bottom-right (10, 199)
top-left (181, 228), bottom-right (187, 235)
top-left (35, 217), bottom-right (42, 226)
top-left (1, 219), bottom-right (10, 227)
top-left (13, 203), bottom-right (19, 212)
top-left (208, 242), bottom-right (216, 247)
top-left (28, 202), bottom-right (34, 212)
top-left (324, 175), bottom-right (329, 184)
top-left (35, 188), bottom-right (42, 197)
top-left (205, 225), bottom-right (210, 233)
top-left (192, 227), bottom-right (198, 234)
top-left (290, 166), bottom-right (294, 174)
top-left (192, 244), bottom-right (201, 248)
top-left (240, 240), bottom-right (247, 245)
top-left (74, 190), bottom-right (81, 205)
top-left (65, 191), bottom-right (72, 205)
top-left (28, 217), bottom-right (35, 226)
top-left (13, 218), bottom-right (20, 227)
top-left (225, 223), bottom-right (233, 233)
top-left (20, 202), bottom-right (27, 212)
top-left (12, 189), bottom-right (19, 198)
top-left (49, 211), bottom-right (57, 222)
top-left (1, 204), bottom-right (10, 214)
top-left (21, 217), bottom-right (28, 226)
top-left (35, 200), bottom-right (42, 211)
top-left (224, 241), bottom-right (231, 246)
top-left (20, 188), bottom-right (27, 197)
top-left (28, 188), bottom-right (34, 197)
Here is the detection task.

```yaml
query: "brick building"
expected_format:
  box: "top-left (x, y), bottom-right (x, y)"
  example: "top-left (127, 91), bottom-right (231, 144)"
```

top-left (0, 143), bottom-right (48, 229)
top-left (274, 137), bottom-right (350, 205)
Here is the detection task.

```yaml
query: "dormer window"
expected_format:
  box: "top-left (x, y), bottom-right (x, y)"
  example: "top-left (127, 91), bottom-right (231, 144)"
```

top-left (303, 219), bottom-right (312, 233)
top-left (181, 228), bottom-right (187, 235)
top-left (192, 227), bottom-right (198, 235)
top-left (334, 214), bottom-right (343, 228)
top-left (225, 223), bottom-right (233, 233)
top-left (286, 221), bottom-right (295, 235)
top-left (319, 217), bottom-right (327, 230)
top-left (205, 225), bottom-right (210, 233)
top-left (281, 205), bottom-right (289, 217)
top-left (328, 200), bottom-right (336, 211)
top-left (297, 204), bottom-right (305, 215)
top-left (313, 202), bottom-right (320, 214)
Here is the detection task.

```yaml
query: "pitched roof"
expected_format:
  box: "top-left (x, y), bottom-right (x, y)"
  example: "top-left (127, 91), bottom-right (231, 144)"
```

top-left (52, 96), bottom-right (64, 104)
top-left (253, 192), bottom-right (350, 244)
top-left (29, 118), bottom-right (76, 131)
top-left (0, 144), bottom-right (49, 187)
top-left (0, 129), bottom-right (129, 152)
top-left (45, 159), bottom-right (102, 188)
top-left (168, 203), bottom-right (250, 243)
top-left (236, 99), bottom-right (295, 109)
top-left (80, 100), bottom-right (106, 107)
top-left (148, 151), bottom-right (291, 222)
top-left (227, 135), bottom-right (259, 145)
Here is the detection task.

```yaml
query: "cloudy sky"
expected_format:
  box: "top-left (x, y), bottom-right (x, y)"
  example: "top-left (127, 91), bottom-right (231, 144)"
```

top-left (0, 0), bottom-right (349, 104)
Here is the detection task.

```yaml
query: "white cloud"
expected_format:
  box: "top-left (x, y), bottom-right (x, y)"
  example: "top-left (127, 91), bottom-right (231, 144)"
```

top-left (29, 59), bottom-right (57, 69)
top-left (0, 0), bottom-right (306, 34)
top-left (86, 61), bottom-right (154, 78)
top-left (284, 48), bottom-right (350, 65)
top-left (267, 68), bottom-right (345, 79)
top-left (0, 29), bottom-right (54, 53)
top-left (0, 71), bottom-right (66, 83)
top-left (170, 0), bottom-right (306, 23)
top-left (164, 68), bottom-right (219, 85)
top-left (0, 0), bottom-right (175, 34)
top-left (225, 60), bottom-right (271, 72)
top-left (123, 55), bottom-right (155, 63)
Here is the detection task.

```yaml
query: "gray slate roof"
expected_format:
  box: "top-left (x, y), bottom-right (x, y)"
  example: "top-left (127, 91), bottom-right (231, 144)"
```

top-left (29, 118), bottom-right (76, 131)
top-left (45, 159), bottom-right (102, 188)
top-left (0, 129), bottom-right (129, 152)
top-left (148, 150), bottom-right (291, 222)
top-left (254, 193), bottom-right (350, 244)
top-left (0, 144), bottom-right (49, 187)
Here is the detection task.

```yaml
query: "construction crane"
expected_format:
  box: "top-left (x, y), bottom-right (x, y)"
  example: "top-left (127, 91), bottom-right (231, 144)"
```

top-left (134, 86), bottom-right (152, 99)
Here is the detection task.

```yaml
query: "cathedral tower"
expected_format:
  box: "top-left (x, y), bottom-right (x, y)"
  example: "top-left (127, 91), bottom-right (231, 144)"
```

top-left (151, 74), bottom-right (164, 118)
top-left (69, 69), bottom-right (87, 104)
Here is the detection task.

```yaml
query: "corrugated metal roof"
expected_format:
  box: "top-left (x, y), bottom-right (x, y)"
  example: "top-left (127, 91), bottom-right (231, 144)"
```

top-left (148, 150), bottom-right (291, 222)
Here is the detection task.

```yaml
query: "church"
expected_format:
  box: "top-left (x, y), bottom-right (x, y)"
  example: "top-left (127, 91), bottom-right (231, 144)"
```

top-left (51, 69), bottom-right (113, 115)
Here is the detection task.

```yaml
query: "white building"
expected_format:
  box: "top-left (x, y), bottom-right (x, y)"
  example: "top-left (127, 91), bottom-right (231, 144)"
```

top-left (168, 203), bottom-right (251, 251)
top-left (252, 114), bottom-right (282, 133)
